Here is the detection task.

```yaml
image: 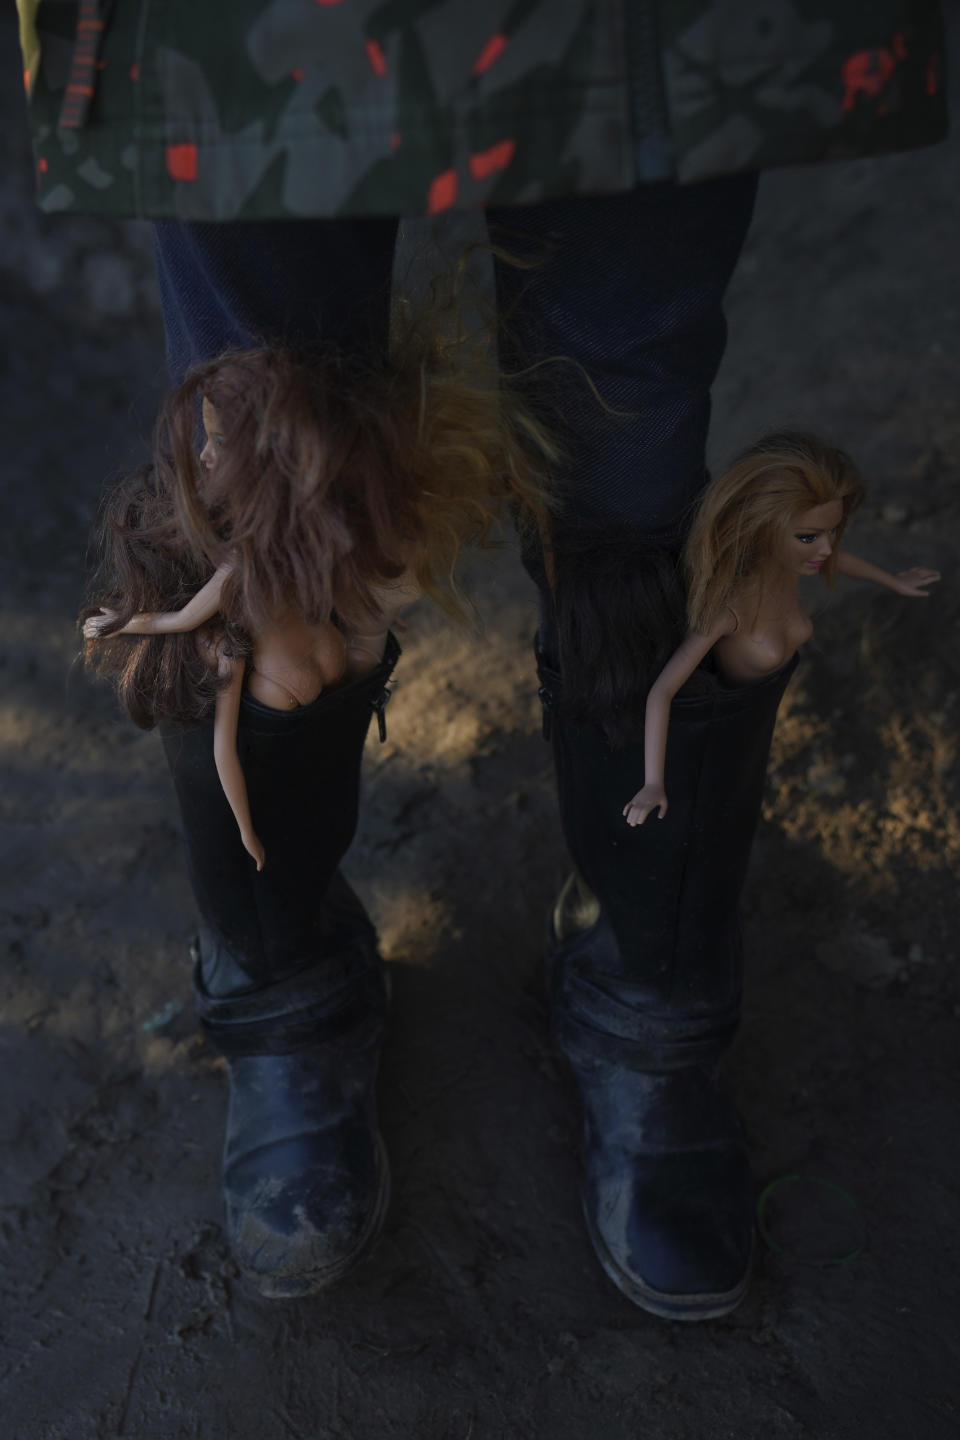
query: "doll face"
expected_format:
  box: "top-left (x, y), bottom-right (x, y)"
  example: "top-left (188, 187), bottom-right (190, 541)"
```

top-left (199, 398), bottom-right (226, 472)
top-left (778, 499), bottom-right (844, 576)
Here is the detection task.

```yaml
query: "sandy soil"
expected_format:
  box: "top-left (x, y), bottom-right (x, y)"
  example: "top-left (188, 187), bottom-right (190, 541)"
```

top-left (2, 9), bottom-right (959, 1438)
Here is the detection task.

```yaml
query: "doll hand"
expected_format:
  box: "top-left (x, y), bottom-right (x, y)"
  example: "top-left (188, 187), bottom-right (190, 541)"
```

top-left (82, 607), bottom-right (121, 639)
top-left (893, 567), bottom-right (940, 597)
top-left (242, 831), bottom-right (266, 872)
top-left (623, 784), bottom-right (668, 827)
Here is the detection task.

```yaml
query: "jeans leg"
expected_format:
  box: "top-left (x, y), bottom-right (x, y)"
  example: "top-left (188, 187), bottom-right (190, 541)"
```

top-left (150, 219), bottom-right (401, 1294)
top-left (153, 216), bottom-right (400, 379)
top-left (150, 214), bottom-right (402, 987)
top-left (493, 178), bottom-right (789, 1319)
top-left (490, 175), bottom-right (758, 545)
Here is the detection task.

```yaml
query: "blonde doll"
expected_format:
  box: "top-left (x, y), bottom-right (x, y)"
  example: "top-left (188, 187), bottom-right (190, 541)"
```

top-left (623, 433), bottom-right (940, 826)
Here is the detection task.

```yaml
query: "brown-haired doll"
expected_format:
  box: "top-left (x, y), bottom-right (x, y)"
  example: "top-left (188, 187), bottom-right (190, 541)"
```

top-left (623, 432), bottom-right (940, 827)
top-left (83, 338), bottom-right (556, 868)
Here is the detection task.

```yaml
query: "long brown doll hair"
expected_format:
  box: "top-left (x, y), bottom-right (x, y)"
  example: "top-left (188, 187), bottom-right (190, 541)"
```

top-left (684, 431), bottom-right (867, 635)
top-left (82, 464), bottom-right (251, 728)
top-left (83, 317), bottom-right (558, 727)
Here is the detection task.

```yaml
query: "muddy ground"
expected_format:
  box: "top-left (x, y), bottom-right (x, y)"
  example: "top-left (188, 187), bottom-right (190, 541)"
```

top-left (2, 10), bottom-right (960, 1440)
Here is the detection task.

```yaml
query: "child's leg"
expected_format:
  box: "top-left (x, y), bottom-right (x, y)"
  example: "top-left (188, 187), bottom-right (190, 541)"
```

top-left (153, 216), bottom-right (399, 1293)
top-left (491, 176), bottom-right (785, 1318)
top-left (153, 216), bottom-right (399, 382)
top-left (162, 639), bottom-right (399, 1295)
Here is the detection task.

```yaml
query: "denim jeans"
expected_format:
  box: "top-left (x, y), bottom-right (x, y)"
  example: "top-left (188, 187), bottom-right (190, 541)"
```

top-left (152, 179), bottom-right (762, 1008)
top-left (153, 175), bottom-right (757, 545)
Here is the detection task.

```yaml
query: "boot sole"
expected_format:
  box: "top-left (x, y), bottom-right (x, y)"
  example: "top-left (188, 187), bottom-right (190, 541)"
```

top-left (583, 1196), bottom-right (754, 1321)
top-left (244, 1133), bottom-right (392, 1300)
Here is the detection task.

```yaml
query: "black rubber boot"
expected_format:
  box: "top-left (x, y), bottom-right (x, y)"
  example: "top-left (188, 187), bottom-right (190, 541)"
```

top-left (162, 637), bottom-right (399, 1297)
top-left (540, 650), bottom-right (796, 1319)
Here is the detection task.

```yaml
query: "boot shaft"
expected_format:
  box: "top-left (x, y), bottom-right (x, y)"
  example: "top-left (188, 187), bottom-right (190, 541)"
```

top-left (542, 648), bottom-right (796, 1068)
top-left (163, 636), bottom-right (399, 989)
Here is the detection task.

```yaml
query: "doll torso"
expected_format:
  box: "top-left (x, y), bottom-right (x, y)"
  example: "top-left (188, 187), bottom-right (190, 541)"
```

top-left (712, 588), bottom-right (813, 684)
top-left (246, 613), bottom-right (348, 709)
top-left (243, 572), bottom-right (421, 709)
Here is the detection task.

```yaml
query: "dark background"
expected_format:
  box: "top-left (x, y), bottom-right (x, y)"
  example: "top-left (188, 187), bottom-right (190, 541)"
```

top-left (2, 5), bottom-right (959, 1437)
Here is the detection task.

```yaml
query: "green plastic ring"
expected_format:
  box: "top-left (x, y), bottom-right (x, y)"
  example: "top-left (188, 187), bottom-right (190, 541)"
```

top-left (756, 1173), bottom-right (867, 1267)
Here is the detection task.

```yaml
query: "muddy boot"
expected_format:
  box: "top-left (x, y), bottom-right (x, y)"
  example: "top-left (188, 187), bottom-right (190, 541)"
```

top-left (540, 650), bottom-right (796, 1319)
top-left (162, 639), bottom-right (398, 1297)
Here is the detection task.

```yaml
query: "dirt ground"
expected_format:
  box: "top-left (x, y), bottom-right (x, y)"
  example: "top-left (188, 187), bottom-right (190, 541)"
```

top-left (2, 10), bottom-right (960, 1440)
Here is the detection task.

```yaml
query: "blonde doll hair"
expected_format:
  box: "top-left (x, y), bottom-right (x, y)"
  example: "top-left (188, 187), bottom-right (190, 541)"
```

top-left (684, 431), bottom-right (867, 634)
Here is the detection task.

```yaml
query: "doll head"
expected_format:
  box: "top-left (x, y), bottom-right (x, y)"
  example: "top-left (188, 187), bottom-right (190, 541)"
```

top-left (684, 431), bottom-right (866, 632)
top-left (155, 347), bottom-right (399, 631)
top-left (154, 340), bottom-right (555, 633)
top-left (84, 328), bottom-right (557, 731)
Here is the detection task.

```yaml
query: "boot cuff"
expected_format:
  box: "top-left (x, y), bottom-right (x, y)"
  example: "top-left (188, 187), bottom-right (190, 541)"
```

top-left (550, 916), bottom-right (740, 1072)
top-left (196, 949), bottom-right (387, 1059)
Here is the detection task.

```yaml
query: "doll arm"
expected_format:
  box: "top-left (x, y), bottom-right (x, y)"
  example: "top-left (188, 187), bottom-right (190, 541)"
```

top-left (213, 653), bottom-right (265, 871)
top-left (623, 620), bottom-right (732, 827)
top-left (83, 562), bottom-right (233, 639)
top-left (836, 551), bottom-right (940, 597)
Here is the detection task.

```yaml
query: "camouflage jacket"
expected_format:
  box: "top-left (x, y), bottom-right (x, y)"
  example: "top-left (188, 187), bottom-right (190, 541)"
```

top-left (19, 0), bottom-right (948, 221)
